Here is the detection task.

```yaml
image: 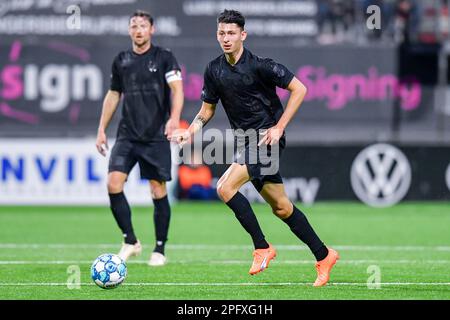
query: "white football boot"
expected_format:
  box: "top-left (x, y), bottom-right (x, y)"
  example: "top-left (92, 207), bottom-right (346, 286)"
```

top-left (148, 252), bottom-right (167, 266)
top-left (117, 240), bottom-right (142, 261)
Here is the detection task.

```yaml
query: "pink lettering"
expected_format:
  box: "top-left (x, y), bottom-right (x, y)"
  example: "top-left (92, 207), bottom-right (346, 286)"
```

top-left (181, 66), bottom-right (203, 101)
top-left (399, 77), bottom-right (422, 111)
top-left (295, 66), bottom-right (421, 111)
top-left (1, 65), bottom-right (23, 100)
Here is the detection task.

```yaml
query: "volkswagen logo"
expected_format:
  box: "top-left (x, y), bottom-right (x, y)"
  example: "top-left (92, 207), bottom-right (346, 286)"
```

top-left (351, 144), bottom-right (411, 207)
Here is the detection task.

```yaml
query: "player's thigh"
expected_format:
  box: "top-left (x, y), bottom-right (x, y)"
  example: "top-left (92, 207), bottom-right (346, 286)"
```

top-left (149, 180), bottom-right (167, 199)
top-left (108, 139), bottom-right (137, 176)
top-left (216, 163), bottom-right (251, 201)
top-left (259, 183), bottom-right (293, 218)
top-left (107, 140), bottom-right (136, 192)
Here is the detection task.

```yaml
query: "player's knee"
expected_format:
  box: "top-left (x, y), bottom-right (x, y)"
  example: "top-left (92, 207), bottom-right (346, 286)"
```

top-left (216, 181), bottom-right (235, 202)
top-left (107, 176), bottom-right (124, 194)
top-left (271, 199), bottom-right (293, 219)
top-left (216, 182), bottom-right (227, 201)
top-left (151, 188), bottom-right (166, 199)
top-left (150, 181), bottom-right (167, 199)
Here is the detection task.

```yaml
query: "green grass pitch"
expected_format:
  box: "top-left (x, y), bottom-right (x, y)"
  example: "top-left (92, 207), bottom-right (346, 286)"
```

top-left (0, 202), bottom-right (449, 300)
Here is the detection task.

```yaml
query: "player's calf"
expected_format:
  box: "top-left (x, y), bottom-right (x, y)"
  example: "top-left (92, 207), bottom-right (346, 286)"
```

top-left (269, 198), bottom-right (293, 220)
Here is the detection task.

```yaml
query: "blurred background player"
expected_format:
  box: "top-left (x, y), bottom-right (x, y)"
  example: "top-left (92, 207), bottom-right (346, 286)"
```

top-left (174, 9), bottom-right (338, 287)
top-left (178, 148), bottom-right (216, 200)
top-left (95, 10), bottom-right (184, 266)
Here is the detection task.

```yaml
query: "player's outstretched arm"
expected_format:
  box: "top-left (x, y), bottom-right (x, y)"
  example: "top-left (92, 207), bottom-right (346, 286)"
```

top-left (165, 79), bottom-right (184, 140)
top-left (96, 90), bottom-right (121, 156)
top-left (259, 77), bottom-right (307, 146)
top-left (172, 101), bottom-right (216, 147)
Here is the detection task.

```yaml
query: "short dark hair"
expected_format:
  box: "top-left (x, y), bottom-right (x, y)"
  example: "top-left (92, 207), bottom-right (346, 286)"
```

top-left (129, 10), bottom-right (154, 25)
top-left (217, 9), bottom-right (245, 29)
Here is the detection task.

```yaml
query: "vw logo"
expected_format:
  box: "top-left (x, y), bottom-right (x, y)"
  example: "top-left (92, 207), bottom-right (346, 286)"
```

top-left (351, 144), bottom-right (411, 207)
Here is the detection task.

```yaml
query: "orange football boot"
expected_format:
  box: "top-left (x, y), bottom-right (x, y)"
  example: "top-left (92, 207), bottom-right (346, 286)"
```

top-left (313, 248), bottom-right (339, 287)
top-left (249, 243), bottom-right (277, 275)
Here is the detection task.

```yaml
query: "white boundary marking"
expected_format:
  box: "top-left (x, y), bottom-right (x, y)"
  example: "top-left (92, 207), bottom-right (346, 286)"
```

top-left (1, 244), bottom-right (449, 289)
top-left (1, 259), bottom-right (450, 265)
top-left (0, 282), bottom-right (449, 287)
top-left (0, 244), bottom-right (450, 251)
top-left (209, 260), bottom-right (450, 265)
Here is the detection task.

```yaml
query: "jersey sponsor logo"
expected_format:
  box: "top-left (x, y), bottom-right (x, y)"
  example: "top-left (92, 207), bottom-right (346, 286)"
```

top-left (148, 60), bottom-right (157, 72)
top-left (351, 144), bottom-right (411, 207)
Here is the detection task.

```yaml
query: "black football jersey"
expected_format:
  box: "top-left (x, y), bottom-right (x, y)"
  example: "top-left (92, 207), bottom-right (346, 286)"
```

top-left (110, 45), bottom-right (181, 142)
top-left (201, 48), bottom-right (294, 132)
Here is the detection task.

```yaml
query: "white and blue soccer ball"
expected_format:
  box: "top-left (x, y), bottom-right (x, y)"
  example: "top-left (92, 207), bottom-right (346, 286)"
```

top-left (91, 253), bottom-right (127, 289)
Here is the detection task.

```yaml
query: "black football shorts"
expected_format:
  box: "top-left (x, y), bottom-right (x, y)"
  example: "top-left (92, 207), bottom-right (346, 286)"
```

top-left (235, 135), bottom-right (286, 192)
top-left (108, 139), bottom-right (171, 181)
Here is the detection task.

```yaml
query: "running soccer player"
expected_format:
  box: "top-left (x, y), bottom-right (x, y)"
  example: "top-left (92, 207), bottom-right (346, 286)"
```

top-left (95, 10), bottom-right (183, 266)
top-left (173, 9), bottom-right (338, 286)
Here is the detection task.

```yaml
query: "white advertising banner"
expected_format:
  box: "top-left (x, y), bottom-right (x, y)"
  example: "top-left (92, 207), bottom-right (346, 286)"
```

top-left (0, 139), bottom-right (178, 205)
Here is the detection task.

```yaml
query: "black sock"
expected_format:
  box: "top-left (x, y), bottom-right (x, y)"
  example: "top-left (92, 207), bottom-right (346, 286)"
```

top-left (225, 192), bottom-right (269, 249)
top-left (283, 205), bottom-right (328, 261)
top-left (109, 192), bottom-right (137, 245)
top-left (153, 195), bottom-right (171, 255)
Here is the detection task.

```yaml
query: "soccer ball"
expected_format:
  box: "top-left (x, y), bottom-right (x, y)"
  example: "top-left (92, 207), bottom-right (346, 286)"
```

top-left (91, 253), bottom-right (127, 289)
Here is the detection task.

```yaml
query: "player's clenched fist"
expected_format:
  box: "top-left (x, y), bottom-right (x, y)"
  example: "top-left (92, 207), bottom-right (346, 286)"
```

top-left (170, 129), bottom-right (191, 147)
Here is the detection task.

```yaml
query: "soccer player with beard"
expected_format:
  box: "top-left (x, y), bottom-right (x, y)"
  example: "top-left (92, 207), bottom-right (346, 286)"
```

top-left (96, 10), bottom-right (183, 266)
top-left (173, 9), bottom-right (338, 286)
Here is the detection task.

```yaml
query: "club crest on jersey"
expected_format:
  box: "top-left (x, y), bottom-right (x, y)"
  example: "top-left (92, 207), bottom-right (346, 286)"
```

top-left (148, 60), bottom-right (157, 72)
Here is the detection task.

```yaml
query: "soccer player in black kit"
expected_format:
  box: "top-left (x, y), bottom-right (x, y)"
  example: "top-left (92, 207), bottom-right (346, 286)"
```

top-left (174, 10), bottom-right (338, 286)
top-left (96, 10), bottom-right (183, 266)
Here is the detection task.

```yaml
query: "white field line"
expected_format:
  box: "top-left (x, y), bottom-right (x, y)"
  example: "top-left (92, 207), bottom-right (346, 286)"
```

top-left (1, 244), bottom-right (450, 251)
top-left (1, 259), bottom-right (450, 265)
top-left (0, 282), bottom-right (449, 287)
top-left (208, 260), bottom-right (450, 265)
